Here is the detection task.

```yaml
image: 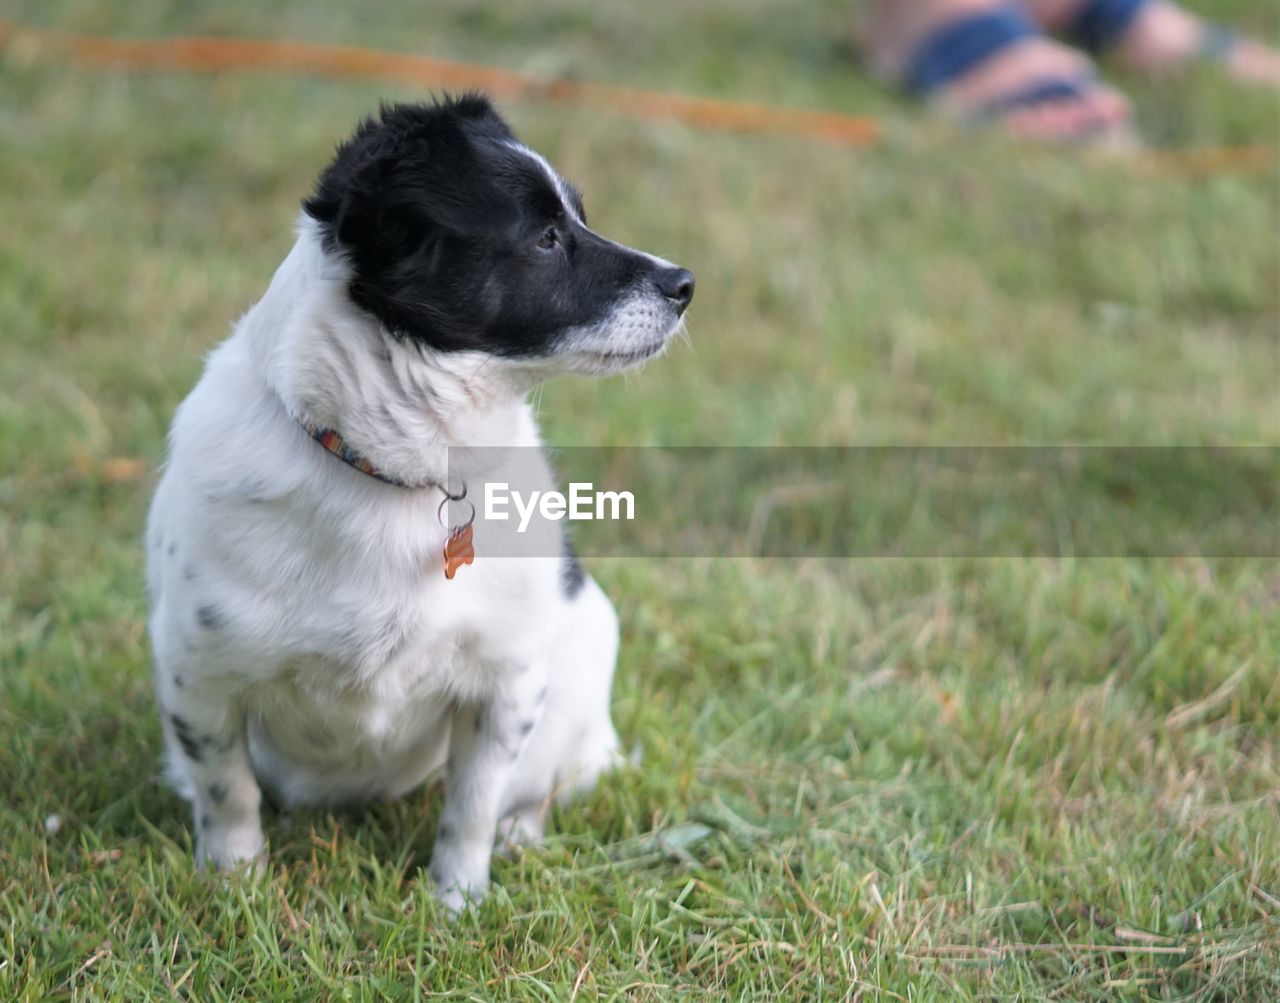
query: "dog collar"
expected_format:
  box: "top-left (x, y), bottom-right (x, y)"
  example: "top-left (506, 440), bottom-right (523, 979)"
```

top-left (299, 419), bottom-right (476, 579)
top-left (301, 419), bottom-right (410, 487)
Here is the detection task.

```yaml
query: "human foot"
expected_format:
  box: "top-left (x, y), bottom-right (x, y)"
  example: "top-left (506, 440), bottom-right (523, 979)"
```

top-left (863, 0), bottom-right (1132, 142)
top-left (1027, 0), bottom-right (1280, 86)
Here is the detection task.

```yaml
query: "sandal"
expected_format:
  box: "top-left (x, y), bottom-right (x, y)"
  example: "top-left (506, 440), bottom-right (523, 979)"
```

top-left (904, 6), bottom-right (1130, 139)
top-left (1066, 0), bottom-right (1239, 67)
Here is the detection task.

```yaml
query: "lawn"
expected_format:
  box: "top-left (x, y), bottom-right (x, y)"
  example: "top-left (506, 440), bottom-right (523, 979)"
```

top-left (1, 0), bottom-right (1278, 999)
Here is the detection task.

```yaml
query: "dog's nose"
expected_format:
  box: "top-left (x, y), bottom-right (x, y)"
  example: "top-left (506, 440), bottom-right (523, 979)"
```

top-left (655, 266), bottom-right (695, 315)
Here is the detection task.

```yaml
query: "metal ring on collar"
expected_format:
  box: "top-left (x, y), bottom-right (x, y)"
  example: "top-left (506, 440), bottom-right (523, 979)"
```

top-left (438, 494), bottom-right (476, 530)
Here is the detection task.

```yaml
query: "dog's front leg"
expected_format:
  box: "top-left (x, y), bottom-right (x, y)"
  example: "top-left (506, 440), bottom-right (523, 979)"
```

top-left (161, 680), bottom-right (264, 871)
top-left (429, 666), bottom-right (547, 912)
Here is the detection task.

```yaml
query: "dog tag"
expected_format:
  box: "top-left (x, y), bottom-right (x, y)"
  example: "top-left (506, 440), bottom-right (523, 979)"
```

top-left (443, 524), bottom-right (475, 580)
top-left (438, 485), bottom-right (476, 580)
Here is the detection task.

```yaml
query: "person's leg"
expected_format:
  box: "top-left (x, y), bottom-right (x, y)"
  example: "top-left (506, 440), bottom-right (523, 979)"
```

top-left (1025, 0), bottom-right (1280, 85)
top-left (862, 0), bottom-right (1131, 140)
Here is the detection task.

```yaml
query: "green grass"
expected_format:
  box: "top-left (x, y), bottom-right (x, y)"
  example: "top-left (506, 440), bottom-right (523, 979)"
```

top-left (2, 1), bottom-right (1278, 998)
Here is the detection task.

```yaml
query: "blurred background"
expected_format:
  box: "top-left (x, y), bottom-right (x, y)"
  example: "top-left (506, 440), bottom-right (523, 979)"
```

top-left (1, 1), bottom-right (1277, 998)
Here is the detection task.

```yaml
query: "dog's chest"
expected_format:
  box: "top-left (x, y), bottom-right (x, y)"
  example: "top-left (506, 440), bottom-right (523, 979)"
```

top-left (170, 423), bottom-right (563, 769)
top-left (239, 512), bottom-right (557, 709)
top-left (252, 630), bottom-right (464, 757)
top-left (273, 550), bottom-right (508, 695)
top-left (242, 575), bottom-right (499, 779)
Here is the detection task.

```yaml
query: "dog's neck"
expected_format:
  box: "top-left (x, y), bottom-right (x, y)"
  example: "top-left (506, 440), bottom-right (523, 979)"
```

top-left (245, 217), bottom-right (539, 489)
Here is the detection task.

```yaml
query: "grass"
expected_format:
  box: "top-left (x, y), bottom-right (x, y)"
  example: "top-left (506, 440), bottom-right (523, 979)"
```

top-left (2, 0), bottom-right (1278, 998)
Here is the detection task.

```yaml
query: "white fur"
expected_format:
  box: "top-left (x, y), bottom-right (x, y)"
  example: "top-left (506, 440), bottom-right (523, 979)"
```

top-left (503, 143), bottom-right (687, 374)
top-left (145, 211), bottom-right (677, 909)
top-left (504, 140), bottom-right (584, 225)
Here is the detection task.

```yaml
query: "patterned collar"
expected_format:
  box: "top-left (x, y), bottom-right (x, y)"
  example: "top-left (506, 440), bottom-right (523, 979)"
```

top-left (300, 418), bottom-right (476, 579)
top-left (301, 419), bottom-right (443, 491)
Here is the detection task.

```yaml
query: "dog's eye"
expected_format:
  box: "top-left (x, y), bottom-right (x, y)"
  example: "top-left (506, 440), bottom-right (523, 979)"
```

top-left (536, 227), bottom-right (559, 252)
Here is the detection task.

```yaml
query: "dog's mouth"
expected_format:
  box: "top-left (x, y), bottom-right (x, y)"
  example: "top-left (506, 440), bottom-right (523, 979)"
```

top-left (567, 335), bottom-right (672, 374)
top-left (543, 292), bottom-right (688, 377)
top-left (587, 341), bottom-right (666, 364)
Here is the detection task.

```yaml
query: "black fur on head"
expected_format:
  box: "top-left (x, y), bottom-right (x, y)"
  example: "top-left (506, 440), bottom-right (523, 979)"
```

top-left (303, 94), bottom-right (693, 360)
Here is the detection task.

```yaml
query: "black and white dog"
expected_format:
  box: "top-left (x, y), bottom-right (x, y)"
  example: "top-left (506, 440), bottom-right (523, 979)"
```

top-left (145, 96), bottom-right (693, 910)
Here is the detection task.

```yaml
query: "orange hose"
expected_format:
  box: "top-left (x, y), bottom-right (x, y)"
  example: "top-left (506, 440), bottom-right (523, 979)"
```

top-left (1141, 142), bottom-right (1275, 177)
top-left (0, 19), bottom-right (879, 148)
top-left (1, 18), bottom-right (1274, 172)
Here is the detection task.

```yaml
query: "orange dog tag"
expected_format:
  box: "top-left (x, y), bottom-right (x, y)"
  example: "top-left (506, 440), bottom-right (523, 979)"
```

top-left (443, 524), bottom-right (475, 580)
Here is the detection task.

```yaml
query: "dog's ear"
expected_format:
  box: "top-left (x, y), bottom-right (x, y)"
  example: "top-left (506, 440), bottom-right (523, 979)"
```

top-left (332, 187), bottom-right (379, 252)
top-left (304, 103), bottom-right (509, 254)
top-left (301, 97), bottom-right (519, 344)
top-left (307, 154), bottom-right (445, 280)
top-left (315, 162), bottom-right (405, 256)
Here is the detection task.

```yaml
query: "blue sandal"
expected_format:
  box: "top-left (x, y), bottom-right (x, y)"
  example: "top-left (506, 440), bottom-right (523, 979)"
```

top-left (1065, 0), bottom-right (1238, 64)
top-left (905, 7), bottom-right (1109, 127)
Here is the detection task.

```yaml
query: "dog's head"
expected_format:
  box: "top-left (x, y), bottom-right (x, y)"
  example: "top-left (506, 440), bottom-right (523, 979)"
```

top-left (304, 96), bottom-right (693, 376)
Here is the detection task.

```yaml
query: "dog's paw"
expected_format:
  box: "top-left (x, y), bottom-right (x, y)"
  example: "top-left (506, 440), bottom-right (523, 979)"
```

top-left (428, 844), bottom-right (490, 915)
top-left (495, 805), bottom-right (546, 857)
top-left (433, 881), bottom-right (485, 916)
top-left (195, 820), bottom-right (266, 874)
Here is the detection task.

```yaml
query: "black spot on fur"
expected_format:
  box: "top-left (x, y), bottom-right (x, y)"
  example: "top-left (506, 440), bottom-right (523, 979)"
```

top-left (172, 675), bottom-right (185, 688)
top-left (169, 715), bottom-right (225, 761)
top-left (195, 605), bottom-right (224, 631)
top-left (167, 541), bottom-right (177, 558)
top-left (199, 813), bottom-right (211, 830)
top-left (519, 719), bottom-right (536, 737)
top-left (177, 735), bottom-right (202, 761)
top-left (208, 783), bottom-right (228, 804)
top-left (561, 537), bottom-right (586, 599)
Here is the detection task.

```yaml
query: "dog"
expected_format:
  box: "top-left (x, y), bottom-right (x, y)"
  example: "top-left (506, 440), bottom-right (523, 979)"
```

top-left (145, 95), bottom-right (693, 910)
